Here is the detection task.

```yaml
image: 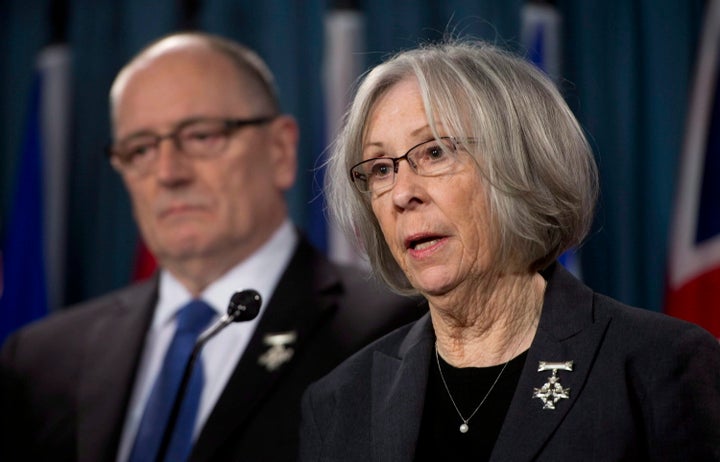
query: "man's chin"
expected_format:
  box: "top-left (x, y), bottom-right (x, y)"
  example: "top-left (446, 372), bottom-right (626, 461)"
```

top-left (150, 236), bottom-right (210, 263)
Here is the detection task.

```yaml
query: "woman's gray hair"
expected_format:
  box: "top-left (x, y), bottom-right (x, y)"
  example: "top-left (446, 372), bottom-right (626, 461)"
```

top-left (325, 40), bottom-right (599, 295)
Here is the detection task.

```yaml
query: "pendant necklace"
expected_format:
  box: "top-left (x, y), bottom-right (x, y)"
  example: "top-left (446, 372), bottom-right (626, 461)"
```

top-left (434, 341), bottom-right (510, 434)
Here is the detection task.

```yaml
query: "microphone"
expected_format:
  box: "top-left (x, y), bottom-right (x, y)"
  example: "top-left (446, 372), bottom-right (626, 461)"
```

top-left (196, 289), bottom-right (262, 346)
top-left (156, 289), bottom-right (262, 461)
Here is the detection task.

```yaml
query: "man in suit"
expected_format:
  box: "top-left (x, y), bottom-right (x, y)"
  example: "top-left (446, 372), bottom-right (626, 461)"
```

top-left (0, 32), bottom-right (420, 461)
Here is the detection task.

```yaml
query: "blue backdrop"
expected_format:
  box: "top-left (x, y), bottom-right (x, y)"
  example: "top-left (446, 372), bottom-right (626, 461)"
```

top-left (0, 0), bottom-right (705, 313)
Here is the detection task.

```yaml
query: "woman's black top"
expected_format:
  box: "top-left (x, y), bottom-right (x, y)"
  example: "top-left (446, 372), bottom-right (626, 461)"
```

top-left (414, 349), bottom-right (528, 461)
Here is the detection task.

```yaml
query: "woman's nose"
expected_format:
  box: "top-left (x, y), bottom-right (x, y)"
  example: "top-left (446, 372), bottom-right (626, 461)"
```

top-left (390, 161), bottom-right (426, 210)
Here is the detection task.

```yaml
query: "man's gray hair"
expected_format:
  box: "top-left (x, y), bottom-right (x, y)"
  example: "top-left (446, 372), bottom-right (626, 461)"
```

top-left (109, 32), bottom-right (279, 123)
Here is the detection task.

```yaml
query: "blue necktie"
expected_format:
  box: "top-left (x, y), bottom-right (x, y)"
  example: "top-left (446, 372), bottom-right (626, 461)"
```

top-left (129, 300), bottom-right (215, 462)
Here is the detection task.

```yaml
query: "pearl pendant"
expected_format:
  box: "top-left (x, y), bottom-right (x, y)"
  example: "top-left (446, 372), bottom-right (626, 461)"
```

top-left (459, 423), bottom-right (469, 433)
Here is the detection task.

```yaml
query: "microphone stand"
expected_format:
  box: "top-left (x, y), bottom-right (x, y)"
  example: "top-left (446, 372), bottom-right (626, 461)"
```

top-left (154, 289), bottom-right (261, 462)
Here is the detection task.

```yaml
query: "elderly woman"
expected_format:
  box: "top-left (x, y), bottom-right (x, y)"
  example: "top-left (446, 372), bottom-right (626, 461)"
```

top-left (299, 40), bottom-right (720, 461)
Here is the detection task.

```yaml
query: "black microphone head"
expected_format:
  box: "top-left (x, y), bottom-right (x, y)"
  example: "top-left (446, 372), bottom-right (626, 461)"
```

top-left (228, 289), bottom-right (262, 322)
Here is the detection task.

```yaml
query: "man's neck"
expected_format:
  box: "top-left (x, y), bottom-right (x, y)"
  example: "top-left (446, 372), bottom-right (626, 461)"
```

top-left (163, 219), bottom-right (296, 297)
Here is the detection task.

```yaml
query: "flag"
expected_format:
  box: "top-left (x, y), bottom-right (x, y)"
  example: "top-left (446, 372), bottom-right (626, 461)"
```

top-left (0, 75), bottom-right (49, 344)
top-left (521, 2), bottom-right (582, 278)
top-left (521, 2), bottom-right (562, 83)
top-left (317, 6), bottom-right (369, 267)
top-left (0, 44), bottom-right (71, 345)
top-left (666, 0), bottom-right (720, 338)
top-left (38, 45), bottom-right (72, 313)
top-left (133, 241), bottom-right (157, 281)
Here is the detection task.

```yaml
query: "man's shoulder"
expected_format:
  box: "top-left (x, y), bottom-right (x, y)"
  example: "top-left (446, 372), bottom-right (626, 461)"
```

top-left (287, 237), bottom-right (424, 316)
top-left (308, 315), bottom-right (427, 396)
top-left (325, 261), bottom-right (424, 338)
top-left (283, 238), bottom-right (425, 354)
top-left (332, 261), bottom-right (415, 305)
top-left (1, 279), bottom-right (155, 354)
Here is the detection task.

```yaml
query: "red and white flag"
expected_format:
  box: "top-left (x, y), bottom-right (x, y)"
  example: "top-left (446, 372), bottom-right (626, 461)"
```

top-left (666, 0), bottom-right (720, 338)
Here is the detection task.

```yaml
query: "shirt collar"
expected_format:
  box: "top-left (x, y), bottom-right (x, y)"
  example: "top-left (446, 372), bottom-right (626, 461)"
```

top-left (154, 219), bottom-right (298, 328)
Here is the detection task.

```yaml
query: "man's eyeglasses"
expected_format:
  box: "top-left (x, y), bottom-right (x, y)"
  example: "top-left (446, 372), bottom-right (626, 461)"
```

top-left (350, 137), bottom-right (470, 194)
top-left (107, 116), bottom-right (276, 176)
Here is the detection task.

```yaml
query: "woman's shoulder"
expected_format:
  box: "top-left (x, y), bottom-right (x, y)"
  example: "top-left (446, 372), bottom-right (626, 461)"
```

top-left (596, 291), bottom-right (713, 335)
top-left (593, 292), bottom-right (720, 361)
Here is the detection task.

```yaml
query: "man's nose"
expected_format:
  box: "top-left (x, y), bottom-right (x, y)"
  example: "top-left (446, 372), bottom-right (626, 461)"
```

top-left (154, 136), bottom-right (193, 184)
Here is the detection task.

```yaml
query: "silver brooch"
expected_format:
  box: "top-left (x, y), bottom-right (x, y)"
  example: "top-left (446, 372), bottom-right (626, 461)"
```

top-left (258, 331), bottom-right (297, 372)
top-left (532, 361), bottom-right (573, 410)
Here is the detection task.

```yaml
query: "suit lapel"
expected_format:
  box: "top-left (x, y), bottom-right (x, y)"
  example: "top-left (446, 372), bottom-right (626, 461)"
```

top-left (76, 279), bottom-right (157, 462)
top-left (191, 238), bottom-right (342, 460)
top-left (371, 315), bottom-right (434, 462)
top-left (491, 264), bottom-right (611, 461)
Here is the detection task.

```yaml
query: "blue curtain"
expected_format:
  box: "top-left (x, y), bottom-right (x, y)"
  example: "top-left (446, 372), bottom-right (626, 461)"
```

top-left (0, 0), bottom-right (704, 311)
top-left (0, 0), bottom-right (53, 218)
top-left (559, 0), bottom-right (703, 309)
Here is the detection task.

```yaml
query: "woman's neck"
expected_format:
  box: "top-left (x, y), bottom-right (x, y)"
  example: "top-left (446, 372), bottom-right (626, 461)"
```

top-left (431, 271), bottom-right (546, 367)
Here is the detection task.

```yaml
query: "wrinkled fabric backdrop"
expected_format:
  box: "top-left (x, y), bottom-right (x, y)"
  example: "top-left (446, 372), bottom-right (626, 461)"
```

top-left (0, 0), bottom-right (704, 313)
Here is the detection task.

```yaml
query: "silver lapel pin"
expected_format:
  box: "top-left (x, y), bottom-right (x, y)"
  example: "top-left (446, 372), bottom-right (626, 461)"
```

top-left (258, 331), bottom-right (297, 372)
top-left (532, 361), bottom-right (573, 410)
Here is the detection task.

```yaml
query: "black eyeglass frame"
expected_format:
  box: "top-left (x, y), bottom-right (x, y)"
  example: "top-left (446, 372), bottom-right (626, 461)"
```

top-left (349, 136), bottom-right (470, 194)
top-left (106, 115), bottom-right (277, 165)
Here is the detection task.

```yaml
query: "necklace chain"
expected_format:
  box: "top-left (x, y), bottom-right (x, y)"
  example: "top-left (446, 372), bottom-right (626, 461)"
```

top-left (434, 342), bottom-right (510, 434)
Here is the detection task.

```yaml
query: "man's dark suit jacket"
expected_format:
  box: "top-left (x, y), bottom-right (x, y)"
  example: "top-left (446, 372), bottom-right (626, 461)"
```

top-left (0, 237), bottom-right (422, 461)
top-left (300, 263), bottom-right (720, 461)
